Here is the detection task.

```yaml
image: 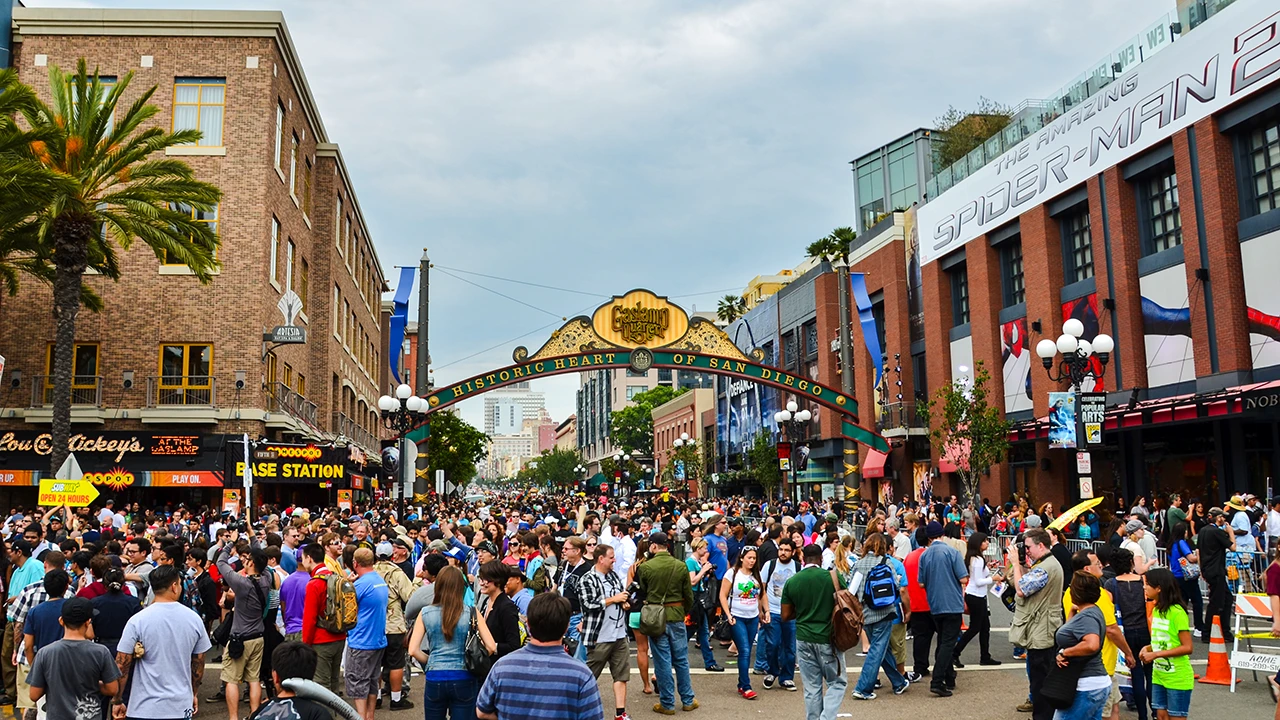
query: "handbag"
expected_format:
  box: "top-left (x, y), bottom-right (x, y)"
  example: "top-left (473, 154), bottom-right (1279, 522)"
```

top-left (639, 604), bottom-right (668, 637)
top-left (1177, 541), bottom-right (1200, 580)
top-left (712, 616), bottom-right (732, 642)
top-left (464, 607), bottom-right (492, 678)
top-left (1041, 657), bottom-right (1088, 709)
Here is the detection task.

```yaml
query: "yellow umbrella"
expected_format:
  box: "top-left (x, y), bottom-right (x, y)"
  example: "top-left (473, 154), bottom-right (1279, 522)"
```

top-left (1049, 497), bottom-right (1103, 531)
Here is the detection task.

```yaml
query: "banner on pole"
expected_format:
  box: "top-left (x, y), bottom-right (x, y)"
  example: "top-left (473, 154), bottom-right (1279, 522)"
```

top-left (1049, 392), bottom-right (1077, 449)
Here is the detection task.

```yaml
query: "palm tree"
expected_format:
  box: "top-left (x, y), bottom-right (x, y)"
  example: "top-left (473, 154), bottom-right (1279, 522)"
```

top-left (806, 226), bottom-right (856, 265)
top-left (717, 294), bottom-right (746, 324)
top-left (12, 60), bottom-right (222, 474)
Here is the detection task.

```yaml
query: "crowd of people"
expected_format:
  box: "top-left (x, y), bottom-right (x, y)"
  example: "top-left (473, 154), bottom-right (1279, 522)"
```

top-left (0, 487), bottom-right (1275, 720)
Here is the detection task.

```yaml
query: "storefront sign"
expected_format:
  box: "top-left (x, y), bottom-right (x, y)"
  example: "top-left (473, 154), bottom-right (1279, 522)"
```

top-left (222, 489), bottom-right (241, 514)
top-left (1079, 393), bottom-right (1106, 446)
top-left (591, 290), bottom-right (690, 349)
top-left (0, 470), bottom-right (34, 485)
top-left (230, 442), bottom-right (347, 484)
top-left (1049, 392), bottom-right (1077, 449)
top-left (39, 479), bottom-right (99, 507)
top-left (337, 489), bottom-right (352, 511)
top-left (0, 431), bottom-right (201, 463)
top-left (1243, 388), bottom-right (1280, 412)
top-left (264, 325), bottom-right (306, 344)
top-left (151, 471), bottom-right (223, 488)
top-left (84, 467), bottom-right (135, 491)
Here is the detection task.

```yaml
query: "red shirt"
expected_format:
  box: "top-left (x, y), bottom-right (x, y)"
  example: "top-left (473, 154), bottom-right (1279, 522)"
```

top-left (1267, 561), bottom-right (1280, 597)
top-left (302, 568), bottom-right (346, 645)
top-left (77, 582), bottom-right (107, 600)
top-left (905, 547), bottom-right (929, 613)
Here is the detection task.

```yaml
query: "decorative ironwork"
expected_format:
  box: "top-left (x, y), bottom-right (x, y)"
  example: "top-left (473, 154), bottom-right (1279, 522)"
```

top-left (664, 317), bottom-right (751, 362)
top-left (513, 318), bottom-right (618, 363)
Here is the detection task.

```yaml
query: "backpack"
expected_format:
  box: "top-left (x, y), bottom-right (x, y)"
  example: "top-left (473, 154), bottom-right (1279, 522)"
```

top-left (317, 572), bottom-right (358, 633)
top-left (830, 571), bottom-right (864, 652)
top-left (863, 557), bottom-right (898, 610)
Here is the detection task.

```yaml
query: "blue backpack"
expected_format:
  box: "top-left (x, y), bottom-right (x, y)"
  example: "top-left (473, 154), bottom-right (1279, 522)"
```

top-left (863, 557), bottom-right (898, 610)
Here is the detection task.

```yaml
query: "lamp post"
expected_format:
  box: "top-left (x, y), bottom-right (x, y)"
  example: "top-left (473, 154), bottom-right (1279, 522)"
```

top-left (378, 383), bottom-right (428, 522)
top-left (613, 450), bottom-right (632, 498)
top-left (1034, 319), bottom-right (1114, 391)
top-left (673, 432), bottom-right (698, 497)
top-left (574, 464), bottom-right (586, 494)
top-left (774, 400), bottom-right (812, 504)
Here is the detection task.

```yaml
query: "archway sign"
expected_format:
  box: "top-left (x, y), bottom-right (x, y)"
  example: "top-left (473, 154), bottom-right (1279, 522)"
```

top-left (410, 290), bottom-right (889, 454)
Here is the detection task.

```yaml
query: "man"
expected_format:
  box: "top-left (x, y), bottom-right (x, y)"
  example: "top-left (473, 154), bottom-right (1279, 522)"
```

top-left (22, 525), bottom-right (51, 562)
top-left (781, 543), bottom-right (843, 720)
top-left (27, 598), bottom-right (119, 720)
top-left (247, 642), bottom-right (331, 720)
top-left (404, 555), bottom-right (449, 629)
top-left (636, 532), bottom-right (696, 715)
top-left (903, 527), bottom-right (934, 683)
top-left (581, 514), bottom-right (602, 542)
top-left (917, 520), bottom-right (967, 697)
top-left (122, 538), bottom-right (155, 599)
top-left (280, 543), bottom-right (311, 642)
top-left (888, 518), bottom-right (911, 561)
top-left (300, 543), bottom-right (347, 696)
top-left (577, 544), bottom-right (631, 719)
top-left (10, 551), bottom-right (68, 717)
top-left (1198, 507), bottom-right (1235, 643)
top-left (1007, 528), bottom-right (1064, 720)
top-left (759, 538), bottom-right (798, 691)
top-left (373, 542), bottom-right (414, 711)
top-left (605, 516), bottom-right (637, 582)
top-left (556, 537), bottom-right (592, 652)
top-left (214, 543), bottom-right (273, 719)
top-left (279, 525), bottom-right (301, 574)
top-left (702, 515), bottom-right (729, 585)
top-left (345, 548), bottom-right (388, 720)
top-left (725, 518), bottom-right (747, 566)
top-left (1065, 549), bottom-right (1135, 720)
top-left (1227, 495), bottom-right (1258, 552)
top-left (756, 525), bottom-right (781, 568)
top-left (113, 565), bottom-right (211, 720)
top-left (798, 504), bottom-right (817, 536)
top-left (1164, 494), bottom-right (1187, 546)
top-left (97, 501), bottom-right (116, 528)
top-left (390, 537), bottom-right (415, 579)
top-left (351, 521), bottom-right (375, 553)
top-left (506, 567), bottom-right (535, 615)
top-left (476, 593), bottom-right (603, 720)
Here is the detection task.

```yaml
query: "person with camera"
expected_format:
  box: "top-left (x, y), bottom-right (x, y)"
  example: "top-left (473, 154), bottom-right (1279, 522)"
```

top-left (1008, 528), bottom-right (1065, 720)
top-left (214, 541), bottom-right (274, 720)
top-left (577, 542), bottom-right (632, 720)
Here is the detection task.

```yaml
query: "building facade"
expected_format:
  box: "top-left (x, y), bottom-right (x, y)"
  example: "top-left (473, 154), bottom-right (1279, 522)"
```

top-left (652, 388), bottom-right (714, 494)
top-left (554, 414), bottom-right (577, 452)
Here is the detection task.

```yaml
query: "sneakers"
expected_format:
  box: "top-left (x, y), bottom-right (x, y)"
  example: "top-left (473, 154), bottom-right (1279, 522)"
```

top-left (704, 665), bottom-right (725, 673)
top-left (893, 683), bottom-right (909, 696)
top-left (1016, 701), bottom-right (1034, 713)
top-left (951, 657), bottom-right (965, 669)
top-left (763, 675), bottom-right (776, 689)
top-left (905, 672), bottom-right (924, 683)
top-left (681, 700), bottom-right (699, 712)
top-left (652, 704), bottom-right (676, 715)
top-left (750, 668), bottom-right (765, 675)
top-left (738, 689), bottom-right (757, 700)
top-left (1012, 649), bottom-right (1026, 660)
top-left (851, 690), bottom-right (876, 700)
top-left (780, 680), bottom-right (797, 692)
top-left (618, 714), bottom-right (632, 720)
top-left (930, 686), bottom-right (953, 697)
top-left (389, 698), bottom-right (415, 711)
top-left (979, 658), bottom-right (1003, 666)
top-left (855, 651), bottom-right (868, 657)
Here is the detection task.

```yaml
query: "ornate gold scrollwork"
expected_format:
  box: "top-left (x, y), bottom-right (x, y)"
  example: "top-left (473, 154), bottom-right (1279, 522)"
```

top-left (663, 318), bottom-right (752, 362)
top-left (522, 318), bottom-right (622, 362)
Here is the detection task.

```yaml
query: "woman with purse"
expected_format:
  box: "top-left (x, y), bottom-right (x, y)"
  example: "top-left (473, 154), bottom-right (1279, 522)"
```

top-left (1049, 571), bottom-right (1109, 720)
top-left (474, 561), bottom-right (522, 665)
top-left (1168, 523), bottom-right (1204, 637)
top-left (720, 546), bottom-right (768, 700)
top-left (685, 539), bottom-right (724, 672)
top-left (409, 566), bottom-right (475, 720)
top-left (1107, 548), bottom-right (1152, 720)
top-left (627, 538), bottom-right (656, 695)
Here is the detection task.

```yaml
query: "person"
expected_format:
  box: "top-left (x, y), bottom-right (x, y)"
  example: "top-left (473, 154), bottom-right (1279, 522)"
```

top-left (246, 642), bottom-right (331, 720)
top-left (214, 543), bottom-right (273, 719)
top-left (849, 532), bottom-right (909, 700)
top-left (556, 536), bottom-right (592, 654)
top-left (903, 527), bottom-right (934, 683)
top-left (1120, 520), bottom-right (1151, 574)
top-left (953, 532), bottom-right (1001, 667)
top-left (26, 598), bottom-right (120, 720)
top-left (1266, 552), bottom-right (1280, 714)
top-left (280, 542), bottom-right (311, 642)
top-left (90, 568), bottom-right (141, 655)
top-left (407, 566), bottom-right (476, 720)
top-left (300, 542), bottom-right (346, 697)
top-left (1141, 568), bottom-right (1194, 720)
top-left (703, 515), bottom-right (729, 586)
top-left (473, 561), bottom-right (523, 665)
top-left (719, 544), bottom-right (767, 700)
top-left (917, 521), bottom-right (966, 697)
top-left (1069, 549), bottom-right (1134, 720)
top-left (888, 518), bottom-right (911, 560)
top-left (476, 593), bottom-right (603, 720)
top-left (112, 565), bottom-right (212, 720)
top-left (635, 532), bottom-right (696, 715)
top-left (4, 539), bottom-right (42, 705)
top-left (123, 538), bottom-right (155, 599)
top-left (505, 566), bottom-right (534, 615)
top-left (782, 543), bottom-right (845, 720)
top-left (1226, 495), bottom-right (1257, 553)
top-left (576, 544), bottom-right (631, 720)
top-left (1052, 571), bottom-right (1109, 720)
top-left (1106, 547), bottom-right (1153, 720)
top-left (1197, 508), bottom-right (1234, 643)
top-left (373, 541), bottom-right (415, 711)
top-left (684, 539), bottom-right (723, 672)
top-left (1167, 522), bottom-right (1204, 637)
top-left (346, 547), bottom-right (389, 720)
top-left (405, 554), bottom-right (451, 628)
top-left (759, 538), bottom-right (798, 690)
top-left (1008, 528), bottom-right (1064, 720)
top-left (186, 548), bottom-right (221, 632)
top-left (606, 516), bottom-right (638, 582)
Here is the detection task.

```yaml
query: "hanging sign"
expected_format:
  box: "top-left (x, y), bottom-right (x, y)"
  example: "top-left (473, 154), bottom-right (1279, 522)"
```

top-left (1049, 392), bottom-right (1077, 449)
top-left (1079, 393), bottom-right (1106, 447)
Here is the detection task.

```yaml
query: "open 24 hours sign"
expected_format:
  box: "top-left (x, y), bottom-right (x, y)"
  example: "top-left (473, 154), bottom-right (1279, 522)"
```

top-left (229, 442), bottom-right (349, 484)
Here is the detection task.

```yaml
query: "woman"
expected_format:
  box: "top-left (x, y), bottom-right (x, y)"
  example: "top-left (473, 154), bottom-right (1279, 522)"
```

top-left (1052, 571), bottom-right (1110, 720)
top-left (91, 568), bottom-right (141, 652)
top-left (821, 533), bottom-right (840, 570)
top-left (1141, 568), bottom-right (1194, 720)
top-left (1038, 503), bottom-right (1057, 525)
top-left (720, 545), bottom-right (767, 699)
top-left (627, 538), bottom-right (656, 694)
top-left (1107, 548), bottom-right (1152, 720)
top-left (474, 561), bottom-right (522, 664)
top-left (1168, 522), bottom-right (1205, 636)
top-left (686, 539), bottom-right (722, 672)
top-left (1121, 520), bottom-right (1153, 574)
top-left (1186, 500), bottom-right (1206, 536)
top-left (953, 532), bottom-right (1001, 667)
top-left (409, 566), bottom-right (475, 720)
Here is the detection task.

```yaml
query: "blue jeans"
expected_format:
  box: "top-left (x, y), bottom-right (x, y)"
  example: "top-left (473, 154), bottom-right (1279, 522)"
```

top-left (762, 612), bottom-right (795, 681)
top-left (730, 615), bottom-right (759, 691)
top-left (796, 640), bottom-right (846, 720)
top-left (422, 678), bottom-right (478, 720)
top-left (694, 611), bottom-right (716, 669)
top-left (753, 621), bottom-right (771, 673)
top-left (650, 621), bottom-right (695, 710)
top-left (854, 618), bottom-right (908, 696)
top-left (1052, 684), bottom-right (1108, 720)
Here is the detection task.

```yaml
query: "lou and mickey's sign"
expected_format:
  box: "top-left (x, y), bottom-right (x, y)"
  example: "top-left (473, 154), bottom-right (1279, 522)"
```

top-left (0, 431), bottom-right (220, 489)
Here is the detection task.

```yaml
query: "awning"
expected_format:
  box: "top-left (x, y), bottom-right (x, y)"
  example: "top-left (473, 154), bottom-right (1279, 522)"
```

top-left (861, 450), bottom-right (889, 479)
top-left (939, 438), bottom-right (970, 473)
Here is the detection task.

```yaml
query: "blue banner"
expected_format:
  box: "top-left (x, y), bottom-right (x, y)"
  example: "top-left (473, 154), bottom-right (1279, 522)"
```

top-left (849, 272), bottom-right (883, 389)
top-left (1049, 392), bottom-right (1077, 449)
top-left (389, 266), bottom-right (416, 383)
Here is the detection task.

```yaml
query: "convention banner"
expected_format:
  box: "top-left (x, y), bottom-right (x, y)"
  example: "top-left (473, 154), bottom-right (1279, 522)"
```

top-left (1049, 392), bottom-right (1078, 449)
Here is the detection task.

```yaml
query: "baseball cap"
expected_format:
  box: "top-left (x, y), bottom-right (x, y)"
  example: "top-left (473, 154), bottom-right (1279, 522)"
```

top-left (1208, 507), bottom-right (1227, 518)
top-left (445, 547), bottom-right (468, 562)
top-left (428, 539), bottom-right (450, 553)
top-left (476, 541), bottom-right (499, 557)
top-left (926, 521), bottom-right (944, 538)
top-left (1124, 519), bottom-right (1145, 534)
top-left (391, 537), bottom-right (413, 551)
top-left (648, 532), bottom-right (669, 547)
top-left (62, 597), bottom-right (96, 625)
top-left (375, 541), bottom-right (394, 558)
top-left (1024, 514), bottom-right (1043, 528)
top-left (7, 539), bottom-right (32, 557)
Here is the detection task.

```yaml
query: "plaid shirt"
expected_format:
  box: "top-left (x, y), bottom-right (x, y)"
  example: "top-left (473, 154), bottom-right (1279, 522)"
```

top-left (577, 568), bottom-right (624, 652)
top-left (13, 585), bottom-right (73, 665)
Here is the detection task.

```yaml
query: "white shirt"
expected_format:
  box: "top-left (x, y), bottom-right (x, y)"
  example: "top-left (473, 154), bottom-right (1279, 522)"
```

top-left (1266, 510), bottom-right (1280, 539)
top-left (1121, 538), bottom-right (1147, 567)
top-left (1231, 511), bottom-right (1257, 551)
top-left (610, 534), bottom-right (637, 583)
top-left (966, 555), bottom-right (993, 597)
top-left (892, 532), bottom-right (912, 560)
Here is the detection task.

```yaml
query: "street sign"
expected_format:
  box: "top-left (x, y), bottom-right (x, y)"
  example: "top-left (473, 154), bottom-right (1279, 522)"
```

top-left (435, 469), bottom-right (445, 495)
top-left (1076, 452), bottom-right (1092, 475)
top-left (55, 453), bottom-right (84, 481)
top-left (264, 326), bottom-right (306, 344)
top-left (39, 479), bottom-right (99, 507)
top-left (1230, 651), bottom-right (1280, 673)
top-left (1079, 476), bottom-right (1094, 499)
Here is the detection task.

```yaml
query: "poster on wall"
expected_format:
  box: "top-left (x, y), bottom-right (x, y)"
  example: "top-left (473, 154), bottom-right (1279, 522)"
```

top-left (1079, 392), bottom-right (1106, 447)
top-left (1061, 294), bottom-right (1106, 391)
top-left (1001, 317), bottom-right (1033, 413)
top-left (904, 205), bottom-right (924, 344)
top-left (337, 489), bottom-right (352, 511)
top-left (1048, 392), bottom-right (1078, 449)
top-left (1241, 237), bottom-right (1280, 371)
top-left (1140, 265), bottom-right (1195, 388)
top-left (717, 377), bottom-right (776, 463)
top-left (913, 462), bottom-right (932, 504)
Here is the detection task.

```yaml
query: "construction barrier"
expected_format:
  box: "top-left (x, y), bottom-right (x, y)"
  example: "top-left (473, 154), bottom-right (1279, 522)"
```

top-left (1229, 592), bottom-right (1280, 691)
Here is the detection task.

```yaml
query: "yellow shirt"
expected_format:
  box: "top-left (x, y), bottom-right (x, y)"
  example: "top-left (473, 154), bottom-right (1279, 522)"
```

top-left (325, 555), bottom-right (344, 577)
top-left (1065, 588), bottom-right (1118, 675)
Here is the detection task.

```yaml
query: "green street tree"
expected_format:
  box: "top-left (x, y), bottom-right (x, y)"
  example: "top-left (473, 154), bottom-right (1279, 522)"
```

top-left (3, 61), bottom-right (222, 475)
top-left (806, 227), bottom-right (855, 265)
top-left (923, 360), bottom-right (1010, 504)
top-left (717, 294), bottom-right (747, 324)
top-left (527, 446), bottom-right (584, 488)
top-left (668, 438), bottom-right (704, 495)
top-left (609, 385), bottom-right (685, 457)
top-left (747, 431), bottom-right (782, 499)
top-left (426, 411), bottom-right (488, 490)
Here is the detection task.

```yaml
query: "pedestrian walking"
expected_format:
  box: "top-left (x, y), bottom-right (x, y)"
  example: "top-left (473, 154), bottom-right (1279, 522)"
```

top-left (1108, 548), bottom-right (1152, 720)
top-left (1051, 571), bottom-right (1109, 720)
top-left (759, 538), bottom-right (798, 691)
top-left (904, 527), bottom-right (935, 683)
top-left (374, 541), bottom-right (415, 710)
top-left (720, 544), bottom-right (767, 700)
top-left (26, 598), bottom-right (120, 720)
top-left (849, 533), bottom-right (909, 700)
top-left (214, 543), bottom-right (273, 719)
top-left (1008, 528), bottom-right (1064, 720)
top-left (684, 539), bottom-right (723, 672)
top-left (407, 566), bottom-right (477, 720)
top-left (1141, 568), bottom-right (1194, 720)
top-left (576, 543), bottom-right (632, 720)
top-left (636, 532), bottom-right (697, 715)
top-left (953, 532), bottom-right (1001, 667)
top-left (300, 543), bottom-right (347, 697)
top-left (1197, 508), bottom-right (1234, 643)
top-left (90, 568), bottom-right (141, 654)
top-left (1167, 523), bottom-right (1204, 637)
top-left (917, 521), bottom-right (967, 697)
top-left (345, 547), bottom-right (389, 720)
top-left (781, 543), bottom-right (845, 720)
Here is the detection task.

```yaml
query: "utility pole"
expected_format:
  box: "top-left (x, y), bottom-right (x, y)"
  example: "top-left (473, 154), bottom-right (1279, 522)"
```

top-left (414, 249), bottom-right (431, 500)
top-left (836, 261), bottom-right (859, 503)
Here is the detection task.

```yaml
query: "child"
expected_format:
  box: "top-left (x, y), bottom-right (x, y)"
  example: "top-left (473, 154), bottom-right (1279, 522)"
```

top-left (248, 641), bottom-right (332, 720)
top-left (1140, 568), bottom-right (1194, 720)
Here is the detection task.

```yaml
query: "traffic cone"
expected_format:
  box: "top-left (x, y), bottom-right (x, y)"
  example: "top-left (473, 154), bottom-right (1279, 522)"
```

top-left (1197, 616), bottom-right (1238, 685)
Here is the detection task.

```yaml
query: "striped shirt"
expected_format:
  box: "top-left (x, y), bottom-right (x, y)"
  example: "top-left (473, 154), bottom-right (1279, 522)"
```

top-left (476, 642), bottom-right (603, 720)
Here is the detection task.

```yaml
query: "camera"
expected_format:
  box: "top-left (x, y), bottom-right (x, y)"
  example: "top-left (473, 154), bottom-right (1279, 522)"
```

top-left (625, 581), bottom-right (643, 608)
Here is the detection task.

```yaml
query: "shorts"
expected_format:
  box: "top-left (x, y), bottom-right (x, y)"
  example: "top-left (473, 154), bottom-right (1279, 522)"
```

top-left (220, 637), bottom-right (264, 684)
top-left (586, 639), bottom-right (631, 682)
top-left (15, 663), bottom-right (33, 711)
top-left (344, 647), bottom-right (386, 699)
top-left (1149, 684), bottom-right (1191, 718)
top-left (1101, 678), bottom-right (1121, 717)
top-left (889, 623), bottom-right (906, 664)
top-left (628, 612), bottom-right (640, 630)
top-left (382, 633), bottom-right (407, 671)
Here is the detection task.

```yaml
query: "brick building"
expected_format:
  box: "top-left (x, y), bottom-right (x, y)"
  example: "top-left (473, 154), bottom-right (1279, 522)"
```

top-left (0, 8), bottom-right (389, 509)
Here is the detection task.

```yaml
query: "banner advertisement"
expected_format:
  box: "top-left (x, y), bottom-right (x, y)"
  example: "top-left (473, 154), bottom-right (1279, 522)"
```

top-left (1049, 392), bottom-right (1078, 449)
top-left (0, 431), bottom-right (224, 487)
top-left (337, 489), bottom-right (353, 511)
top-left (227, 441), bottom-right (351, 485)
top-left (222, 489), bottom-right (241, 514)
top-left (1080, 393), bottom-right (1107, 447)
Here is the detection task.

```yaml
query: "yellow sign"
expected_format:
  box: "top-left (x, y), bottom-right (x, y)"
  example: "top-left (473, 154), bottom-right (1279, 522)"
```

top-left (337, 490), bottom-right (352, 511)
top-left (39, 479), bottom-right (100, 507)
top-left (222, 489), bottom-right (241, 514)
top-left (592, 290), bottom-right (689, 349)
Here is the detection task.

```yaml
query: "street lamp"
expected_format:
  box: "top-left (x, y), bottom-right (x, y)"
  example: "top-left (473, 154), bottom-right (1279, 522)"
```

top-left (1034, 320), bottom-right (1114, 391)
top-left (673, 432), bottom-right (698, 497)
top-left (378, 382), bottom-right (428, 522)
top-left (774, 400), bottom-right (812, 503)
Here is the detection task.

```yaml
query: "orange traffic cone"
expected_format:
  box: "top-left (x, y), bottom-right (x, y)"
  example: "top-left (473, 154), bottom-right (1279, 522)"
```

top-left (1197, 616), bottom-right (1238, 685)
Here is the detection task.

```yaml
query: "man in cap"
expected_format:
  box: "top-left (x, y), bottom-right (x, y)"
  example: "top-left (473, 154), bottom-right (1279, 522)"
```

top-left (1226, 495), bottom-right (1258, 552)
top-left (390, 537), bottom-right (415, 579)
top-left (373, 542), bottom-right (415, 711)
top-left (1197, 507), bottom-right (1235, 642)
top-left (636, 533), bottom-right (696, 714)
top-left (26, 597), bottom-right (119, 720)
top-left (3, 539), bottom-right (43, 705)
top-left (726, 518), bottom-right (747, 566)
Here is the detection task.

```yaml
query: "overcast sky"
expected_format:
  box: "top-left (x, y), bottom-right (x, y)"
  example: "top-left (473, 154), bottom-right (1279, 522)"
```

top-left (32, 0), bottom-right (1178, 430)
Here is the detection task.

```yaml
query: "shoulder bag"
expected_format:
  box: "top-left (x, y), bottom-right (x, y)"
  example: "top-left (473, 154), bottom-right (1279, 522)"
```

top-left (464, 606), bottom-right (492, 678)
top-left (1041, 657), bottom-right (1088, 709)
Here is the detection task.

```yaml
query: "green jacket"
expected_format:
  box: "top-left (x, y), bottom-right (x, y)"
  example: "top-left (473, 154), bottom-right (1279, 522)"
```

top-left (636, 551), bottom-right (693, 623)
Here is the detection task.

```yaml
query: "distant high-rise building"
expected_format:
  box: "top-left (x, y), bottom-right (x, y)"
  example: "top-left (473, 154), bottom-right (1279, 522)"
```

top-left (483, 382), bottom-right (545, 435)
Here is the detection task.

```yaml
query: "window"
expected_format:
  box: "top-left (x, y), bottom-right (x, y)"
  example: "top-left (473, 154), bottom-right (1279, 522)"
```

top-left (158, 344), bottom-right (212, 405)
top-left (71, 77), bottom-right (117, 134)
top-left (626, 369), bottom-right (648, 378)
top-left (303, 158), bottom-right (313, 216)
top-left (1245, 117), bottom-right (1280, 215)
top-left (289, 133), bottom-right (299, 197)
top-left (803, 321), bottom-right (818, 359)
top-left (266, 351), bottom-right (277, 386)
top-left (274, 101), bottom-right (284, 170)
top-left (343, 300), bottom-right (351, 346)
top-left (1139, 166), bottom-right (1182, 254)
top-left (285, 240), bottom-right (295, 293)
top-left (950, 265), bottom-right (970, 326)
top-left (297, 373), bottom-right (306, 397)
top-left (299, 258), bottom-right (309, 314)
top-left (1000, 239), bottom-right (1025, 307)
top-left (172, 79), bottom-right (225, 146)
top-left (43, 343), bottom-right (99, 404)
top-left (164, 203), bottom-right (219, 264)
top-left (782, 331), bottom-right (797, 370)
top-left (335, 196), bottom-right (344, 250)
top-left (333, 285), bottom-right (341, 336)
top-left (657, 368), bottom-right (672, 383)
top-left (283, 363), bottom-right (293, 389)
top-left (270, 217), bottom-right (280, 283)
top-left (1061, 207), bottom-right (1094, 283)
top-left (626, 385), bottom-right (647, 401)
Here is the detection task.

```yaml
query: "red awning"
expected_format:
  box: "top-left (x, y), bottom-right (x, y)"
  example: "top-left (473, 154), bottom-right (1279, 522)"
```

top-left (939, 438), bottom-right (970, 473)
top-left (862, 449), bottom-right (889, 479)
